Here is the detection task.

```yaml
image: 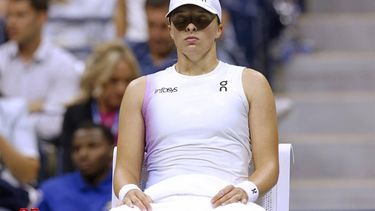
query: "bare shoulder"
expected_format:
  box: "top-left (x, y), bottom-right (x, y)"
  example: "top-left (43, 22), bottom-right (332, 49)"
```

top-left (242, 68), bottom-right (272, 98)
top-left (123, 76), bottom-right (147, 105)
top-left (126, 76), bottom-right (147, 94)
top-left (242, 67), bottom-right (268, 83)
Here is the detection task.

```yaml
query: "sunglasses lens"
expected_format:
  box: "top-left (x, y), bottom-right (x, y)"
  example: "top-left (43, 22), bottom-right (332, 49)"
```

top-left (171, 14), bottom-right (215, 31)
top-left (194, 15), bottom-right (215, 30)
top-left (172, 16), bottom-right (190, 31)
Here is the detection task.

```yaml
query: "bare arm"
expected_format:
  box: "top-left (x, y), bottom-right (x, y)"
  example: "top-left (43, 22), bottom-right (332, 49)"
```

top-left (28, 100), bottom-right (44, 113)
top-left (114, 77), bottom-right (152, 210)
top-left (211, 68), bottom-right (279, 207)
top-left (114, 77), bottom-right (145, 191)
top-left (244, 68), bottom-right (279, 195)
top-left (34, 57), bottom-right (80, 139)
top-left (0, 0), bottom-right (8, 17)
top-left (113, 0), bottom-right (127, 38)
top-left (0, 136), bottom-right (39, 184)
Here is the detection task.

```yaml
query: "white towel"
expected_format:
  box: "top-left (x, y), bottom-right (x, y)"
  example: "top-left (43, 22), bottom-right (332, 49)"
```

top-left (111, 174), bottom-right (265, 211)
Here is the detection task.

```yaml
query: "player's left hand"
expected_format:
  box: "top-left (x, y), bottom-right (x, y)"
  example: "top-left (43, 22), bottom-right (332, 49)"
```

top-left (211, 185), bottom-right (248, 208)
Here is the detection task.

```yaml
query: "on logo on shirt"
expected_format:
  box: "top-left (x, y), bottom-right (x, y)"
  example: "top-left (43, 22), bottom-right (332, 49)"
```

top-left (219, 81), bottom-right (228, 92)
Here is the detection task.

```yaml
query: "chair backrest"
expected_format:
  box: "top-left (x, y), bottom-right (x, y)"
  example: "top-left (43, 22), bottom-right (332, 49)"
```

top-left (112, 143), bottom-right (293, 210)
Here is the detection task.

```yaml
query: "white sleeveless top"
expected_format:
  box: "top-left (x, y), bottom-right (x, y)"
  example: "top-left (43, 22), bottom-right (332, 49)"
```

top-left (142, 61), bottom-right (251, 188)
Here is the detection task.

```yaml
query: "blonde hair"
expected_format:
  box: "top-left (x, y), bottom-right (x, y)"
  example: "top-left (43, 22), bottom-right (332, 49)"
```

top-left (78, 41), bottom-right (140, 102)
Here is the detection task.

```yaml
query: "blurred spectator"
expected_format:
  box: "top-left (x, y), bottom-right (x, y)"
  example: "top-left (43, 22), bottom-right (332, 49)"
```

top-left (216, 7), bottom-right (247, 65)
top-left (0, 96), bottom-right (40, 210)
top-left (0, 0), bottom-right (8, 16)
top-left (0, 0), bottom-right (8, 44)
top-left (45, 0), bottom-right (117, 60)
top-left (0, 18), bottom-right (7, 45)
top-left (221, 0), bottom-right (259, 68)
top-left (37, 123), bottom-right (114, 211)
top-left (221, 0), bottom-right (285, 83)
top-left (297, 0), bottom-right (306, 13)
top-left (60, 41), bottom-right (140, 172)
top-left (131, 0), bottom-right (177, 75)
top-left (114, 0), bottom-right (148, 45)
top-left (0, 0), bottom-right (81, 141)
top-left (271, 0), bottom-right (305, 64)
top-left (114, 0), bottom-right (127, 38)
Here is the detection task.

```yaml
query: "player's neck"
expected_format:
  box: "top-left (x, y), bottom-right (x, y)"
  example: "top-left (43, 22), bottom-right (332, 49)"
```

top-left (176, 49), bottom-right (219, 76)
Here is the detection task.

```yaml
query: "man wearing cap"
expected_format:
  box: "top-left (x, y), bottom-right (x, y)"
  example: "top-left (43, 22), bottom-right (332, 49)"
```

top-left (113, 0), bottom-right (279, 210)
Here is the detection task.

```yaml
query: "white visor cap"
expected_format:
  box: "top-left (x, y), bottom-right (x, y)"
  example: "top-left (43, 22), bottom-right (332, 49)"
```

top-left (166, 0), bottom-right (222, 23)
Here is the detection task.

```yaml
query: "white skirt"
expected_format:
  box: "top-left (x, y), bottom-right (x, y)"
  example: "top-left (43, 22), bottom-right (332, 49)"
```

top-left (111, 174), bottom-right (265, 211)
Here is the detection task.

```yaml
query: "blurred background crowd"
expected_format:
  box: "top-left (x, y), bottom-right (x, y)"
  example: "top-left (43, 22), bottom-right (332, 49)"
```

top-left (6, 0), bottom-right (373, 211)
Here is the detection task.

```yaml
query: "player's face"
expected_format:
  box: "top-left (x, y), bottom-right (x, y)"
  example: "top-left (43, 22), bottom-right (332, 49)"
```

top-left (169, 5), bottom-right (223, 59)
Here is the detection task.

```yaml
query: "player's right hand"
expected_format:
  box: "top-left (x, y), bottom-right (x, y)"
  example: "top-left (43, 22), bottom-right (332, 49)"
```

top-left (123, 189), bottom-right (153, 211)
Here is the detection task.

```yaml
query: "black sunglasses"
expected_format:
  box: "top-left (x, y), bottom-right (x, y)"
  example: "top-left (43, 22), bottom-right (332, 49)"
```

top-left (170, 12), bottom-right (216, 31)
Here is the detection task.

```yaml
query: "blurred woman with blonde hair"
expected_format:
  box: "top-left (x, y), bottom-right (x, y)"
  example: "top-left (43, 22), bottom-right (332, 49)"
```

top-left (60, 41), bottom-right (140, 172)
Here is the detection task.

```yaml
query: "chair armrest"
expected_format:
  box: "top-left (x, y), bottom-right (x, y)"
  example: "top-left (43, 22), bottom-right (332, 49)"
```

top-left (112, 147), bottom-right (122, 207)
top-left (277, 143), bottom-right (293, 211)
